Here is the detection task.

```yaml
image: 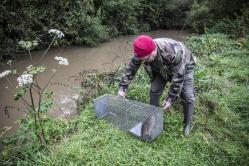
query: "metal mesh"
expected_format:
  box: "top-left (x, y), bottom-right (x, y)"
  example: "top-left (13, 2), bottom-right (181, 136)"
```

top-left (93, 94), bottom-right (163, 142)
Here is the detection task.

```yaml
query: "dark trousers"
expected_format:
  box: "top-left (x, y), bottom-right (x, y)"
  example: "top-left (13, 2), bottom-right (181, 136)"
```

top-left (150, 70), bottom-right (195, 107)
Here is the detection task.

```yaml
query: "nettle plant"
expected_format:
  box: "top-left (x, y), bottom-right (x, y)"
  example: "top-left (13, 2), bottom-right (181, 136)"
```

top-left (0, 29), bottom-right (68, 145)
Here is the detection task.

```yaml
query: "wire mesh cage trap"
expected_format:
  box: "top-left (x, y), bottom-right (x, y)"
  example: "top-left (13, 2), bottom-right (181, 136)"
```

top-left (93, 94), bottom-right (163, 142)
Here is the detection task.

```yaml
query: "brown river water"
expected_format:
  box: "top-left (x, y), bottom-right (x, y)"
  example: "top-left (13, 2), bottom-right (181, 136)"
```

top-left (0, 30), bottom-right (191, 135)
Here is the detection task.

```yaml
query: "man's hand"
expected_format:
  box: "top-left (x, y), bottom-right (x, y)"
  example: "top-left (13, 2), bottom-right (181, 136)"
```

top-left (118, 89), bottom-right (126, 98)
top-left (162, 98), bottom-right (172, 112)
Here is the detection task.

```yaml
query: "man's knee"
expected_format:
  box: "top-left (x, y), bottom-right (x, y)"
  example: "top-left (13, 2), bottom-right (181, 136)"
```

top-left (150, 76), bottom-right (166, 96)
top-left (150, 86), bottom-right (163, 96)
top-left (181, 89), bottom-right (195, 104)
top-left (182, 95), bottom-right (195, 104)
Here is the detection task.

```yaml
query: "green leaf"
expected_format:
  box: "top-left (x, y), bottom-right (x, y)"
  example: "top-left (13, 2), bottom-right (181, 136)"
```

top-left (14, 88), bottom-right (26, 101)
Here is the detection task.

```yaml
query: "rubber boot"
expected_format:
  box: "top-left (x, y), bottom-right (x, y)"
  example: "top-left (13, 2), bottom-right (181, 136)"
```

top-left (183, 103), bottom-right (194, 136)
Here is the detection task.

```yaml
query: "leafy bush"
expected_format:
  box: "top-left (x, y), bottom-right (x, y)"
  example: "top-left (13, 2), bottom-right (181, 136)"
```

top-left (101, 0), bottom-right (142, 36)
top-left (0, 0), bottom-right (110, 58)
top-left (0, 0), bottom-right (192, 59)
top-left (185, 33), bottom-right (235, 58)
top-left (186, 1), bottom-right (213, 33)
top-left (209, 8), bottom-right (249, 38)
top-left (1, 0), bottom-right (248, 59)
top-left (65, 15), bottom-right (109, 46)
top-left (158, 0), bottom-right (191, 29)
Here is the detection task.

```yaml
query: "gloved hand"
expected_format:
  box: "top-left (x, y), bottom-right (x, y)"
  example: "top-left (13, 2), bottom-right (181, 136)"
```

top-left (118, 89), bottom-right (126, 98)
top-left (162, 98), bottom-right (172, 112)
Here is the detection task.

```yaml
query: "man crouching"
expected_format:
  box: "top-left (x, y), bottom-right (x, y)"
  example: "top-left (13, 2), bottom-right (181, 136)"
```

top-left (118, 35), bottom-right (196, 136)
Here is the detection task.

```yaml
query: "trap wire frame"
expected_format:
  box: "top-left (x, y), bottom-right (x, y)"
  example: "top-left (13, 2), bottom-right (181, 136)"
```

top-left (94, 94), bottom-right (164, 142)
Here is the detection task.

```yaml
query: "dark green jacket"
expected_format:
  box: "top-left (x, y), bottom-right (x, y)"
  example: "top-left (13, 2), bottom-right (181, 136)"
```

top-left (119, 38), bottom-right (196, 101)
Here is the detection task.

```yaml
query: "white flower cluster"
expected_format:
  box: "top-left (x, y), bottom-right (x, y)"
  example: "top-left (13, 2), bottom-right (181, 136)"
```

top-left (0, 70), bottom-right (11, 78)
top-left (48, 29), bottom-right (64, 38)
top-left (17, 74), bottom-right (33, 87)
top-left (54, 56), bottom-right (69, 66)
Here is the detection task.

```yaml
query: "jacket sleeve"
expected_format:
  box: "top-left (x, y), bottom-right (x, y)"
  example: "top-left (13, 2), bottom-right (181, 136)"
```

top-left (119, 56), bottom-right (142, 92)
top-left (167, 51), bottom-right (185, 102)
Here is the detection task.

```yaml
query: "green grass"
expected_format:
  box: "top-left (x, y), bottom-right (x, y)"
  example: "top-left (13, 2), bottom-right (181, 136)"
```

top-left (1, 33), bottom-right (249, 165)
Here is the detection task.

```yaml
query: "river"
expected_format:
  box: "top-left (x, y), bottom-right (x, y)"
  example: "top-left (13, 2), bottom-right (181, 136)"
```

top-left (0, 30), bottom-right (191, 135)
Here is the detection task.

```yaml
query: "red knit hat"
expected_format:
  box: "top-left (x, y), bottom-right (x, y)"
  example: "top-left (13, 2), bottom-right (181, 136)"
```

top-left (133, 35), bottom-right (156, 58)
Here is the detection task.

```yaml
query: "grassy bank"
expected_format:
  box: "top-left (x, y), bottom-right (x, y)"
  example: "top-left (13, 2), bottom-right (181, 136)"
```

top-left (1, 33), bottom-right (249, 165)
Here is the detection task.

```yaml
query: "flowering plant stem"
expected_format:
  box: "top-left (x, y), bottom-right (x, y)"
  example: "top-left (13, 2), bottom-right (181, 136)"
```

top-left (29, 79), bottom-right (46, 144)
top-left (39, 35), bottom-right (57, 62)
top-left (2, 29), bottom-right (66, 145)
top-left (28, 49), bottom-right (32, 61)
